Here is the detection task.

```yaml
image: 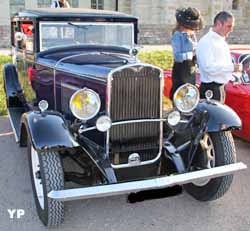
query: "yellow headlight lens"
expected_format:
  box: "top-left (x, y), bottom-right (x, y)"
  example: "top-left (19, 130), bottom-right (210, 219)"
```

top-left (173, 83), bottom-right (199, 113)
top-left (70, 88), bottom-right (101, 120)
top-left (71, 93), bottom-right (83, 110)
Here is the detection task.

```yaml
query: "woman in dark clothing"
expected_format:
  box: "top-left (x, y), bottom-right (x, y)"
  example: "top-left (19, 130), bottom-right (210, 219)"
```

top-left (171, 7), bottom-right (203, 99)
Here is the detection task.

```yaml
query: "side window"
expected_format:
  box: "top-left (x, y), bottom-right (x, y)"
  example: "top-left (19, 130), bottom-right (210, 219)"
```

top-left (13, 22), bottom-right (34, 52)
top-left (91, 0), bottom-right (104, 10)
top-left (21, 23), bottom-right (34, 52)
top-left (232, 0), bottom-right (239, 10)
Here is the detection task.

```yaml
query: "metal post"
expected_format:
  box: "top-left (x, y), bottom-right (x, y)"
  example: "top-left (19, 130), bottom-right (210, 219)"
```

top-left (115, 0), bottom-right (118, 11)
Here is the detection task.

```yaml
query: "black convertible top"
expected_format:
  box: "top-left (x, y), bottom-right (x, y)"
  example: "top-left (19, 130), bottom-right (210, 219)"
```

top-left (14, 8), bottom-right (137, 21)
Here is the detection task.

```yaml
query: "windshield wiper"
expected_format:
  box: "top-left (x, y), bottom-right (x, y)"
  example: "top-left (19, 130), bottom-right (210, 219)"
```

top-left (67, 22), bottom-right (90, 29)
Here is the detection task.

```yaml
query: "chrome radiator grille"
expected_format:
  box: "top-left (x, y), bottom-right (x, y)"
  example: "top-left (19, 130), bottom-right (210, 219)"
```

top-left (108, 65), bottom-right (162, 166)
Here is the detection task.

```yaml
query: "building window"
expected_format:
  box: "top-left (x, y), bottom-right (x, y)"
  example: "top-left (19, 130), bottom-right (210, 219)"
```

top-left (91, 0), bottom-right (104, 10)
top-left (37, 0), bottom-right (51, 8)
top-left (10, 0), bottom-right (25, 16)
top-left (232, 0), bottom-right (239, 10)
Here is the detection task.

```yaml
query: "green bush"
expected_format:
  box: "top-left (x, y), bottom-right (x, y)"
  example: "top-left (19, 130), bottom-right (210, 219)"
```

top-left (0, 56), bottom-right (12, 115)
top-left (138, 50), bottom-right (173, 70)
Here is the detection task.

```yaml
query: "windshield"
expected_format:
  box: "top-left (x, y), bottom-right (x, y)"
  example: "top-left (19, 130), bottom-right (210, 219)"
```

top-left (239, 54), bottom-right (250, 84)
top-left (39, 22), bottom-right (134, 51)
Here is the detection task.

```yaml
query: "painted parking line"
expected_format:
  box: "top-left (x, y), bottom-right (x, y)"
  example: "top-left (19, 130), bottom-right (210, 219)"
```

top-left (0, 131), bottom-right (14, 137)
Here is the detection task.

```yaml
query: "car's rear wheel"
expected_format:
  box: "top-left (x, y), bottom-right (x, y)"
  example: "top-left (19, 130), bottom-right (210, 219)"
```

top-left (28, 138), bottom-right (64, 226)
top-left (184, 131), bottom-right (236, 201)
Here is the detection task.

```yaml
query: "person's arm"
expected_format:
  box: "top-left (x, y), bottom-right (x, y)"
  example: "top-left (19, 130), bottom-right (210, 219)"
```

top-left (65, 1), bottom-right (70, 8)
top-left (171, 32), bottom-right (193, 62)
top-left (196, 41), bottom-right (234, 76)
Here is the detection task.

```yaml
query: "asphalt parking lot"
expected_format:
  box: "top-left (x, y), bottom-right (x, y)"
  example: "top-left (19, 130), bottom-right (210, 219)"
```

top-left (0, 115), bottom-right (250, 231)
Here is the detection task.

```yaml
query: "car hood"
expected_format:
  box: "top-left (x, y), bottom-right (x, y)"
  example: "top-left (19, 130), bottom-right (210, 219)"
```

top-left (36, 45), bottom-right (136, 80)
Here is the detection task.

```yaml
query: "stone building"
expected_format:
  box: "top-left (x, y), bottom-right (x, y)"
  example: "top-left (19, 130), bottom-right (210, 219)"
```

top-left (0, 0), bottom-right (250, 48)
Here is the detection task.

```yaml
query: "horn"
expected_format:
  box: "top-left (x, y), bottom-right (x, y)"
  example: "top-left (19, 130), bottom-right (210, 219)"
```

top-left (15, 32), bottom-right (24, 41)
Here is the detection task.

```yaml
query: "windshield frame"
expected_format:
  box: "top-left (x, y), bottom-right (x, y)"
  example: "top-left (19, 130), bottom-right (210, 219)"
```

top-left (238, 53), bottom-right (250, 84)
top-left (39, 21), bottom-right (135, 51)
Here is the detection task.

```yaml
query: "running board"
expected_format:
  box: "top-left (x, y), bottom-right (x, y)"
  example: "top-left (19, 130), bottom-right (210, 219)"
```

top-left (48, 162), bottom-right (247, 202)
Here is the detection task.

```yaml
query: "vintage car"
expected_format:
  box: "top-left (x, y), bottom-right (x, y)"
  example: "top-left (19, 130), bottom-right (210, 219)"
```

top-left (164, 48), bottom-right (250, 141)
top-left (2, 8), bottom-right (246, 227)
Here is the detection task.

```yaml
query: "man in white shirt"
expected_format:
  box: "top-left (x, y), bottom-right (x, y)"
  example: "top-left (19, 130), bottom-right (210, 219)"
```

top-left (51, 0), bottom-right (70, 8)
top-left (196, 11), bottom-right (242, 103)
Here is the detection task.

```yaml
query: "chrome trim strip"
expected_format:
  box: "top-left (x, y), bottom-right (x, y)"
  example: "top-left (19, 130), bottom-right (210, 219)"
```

top-left (35, 62), bottom-right (54, 69)
top-left (106, 64), bottom-right (164, 168)
top-left (48, 162), bottom-right (247, 201)
top-left (111, 118), bottom-right (166, 125)
top-left (179, 119), bottom-right (189, 123)
top-left (106, 66), bottom-right (112, 159)
top-left (111, 153), bottom-right (160, 169)
top-left (79, 146), bottom-right (107, 179)
top-left (36, 61), bottom-right (107, 83)
top-left (79, 119), bottom-right (167, 133)
top-left (238, 53), bottom-right (250, 65)
top-left (54, 53), bottom-right (95, 110)
top-left (61, 82), bottom-right (80, 91)
top-left (159, 68), bottom-right (164, 158)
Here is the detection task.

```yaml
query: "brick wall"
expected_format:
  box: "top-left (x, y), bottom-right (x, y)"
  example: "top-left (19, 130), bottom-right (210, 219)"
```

top-left (134, 0), bottom-right (250, 45)
top-left (0, 25), bottom-right (10, 48)
top-left (1, 0), bottom-right (250, 48)
top-left (10, 0), bottom-right (25, 16)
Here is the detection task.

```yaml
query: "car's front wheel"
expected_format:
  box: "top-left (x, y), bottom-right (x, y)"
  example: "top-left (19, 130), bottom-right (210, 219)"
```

top-left (184, 131), bottom-right (236, 201)
top-left (28, 138), bottom-right (64, 226)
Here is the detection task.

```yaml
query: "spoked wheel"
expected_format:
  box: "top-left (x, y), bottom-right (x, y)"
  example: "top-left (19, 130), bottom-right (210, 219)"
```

top-left (191, 133), bottom-right (216, 186)
top-left (28, 138), bottom-right (64, 226)
top-left (184, 131), bottom-right (236, 201)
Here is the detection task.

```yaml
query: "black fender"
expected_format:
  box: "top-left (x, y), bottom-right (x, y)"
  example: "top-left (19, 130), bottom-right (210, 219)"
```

top-left (20, 111), bottom-right (79, 151)
top-left (196, 100), bottom-right (241, 132)
top-left (3, 64), bottom-right (24, 107)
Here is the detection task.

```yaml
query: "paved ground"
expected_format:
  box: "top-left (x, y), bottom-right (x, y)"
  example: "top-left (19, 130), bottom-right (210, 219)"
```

top-left (0, 116), bottom-right (250, 231)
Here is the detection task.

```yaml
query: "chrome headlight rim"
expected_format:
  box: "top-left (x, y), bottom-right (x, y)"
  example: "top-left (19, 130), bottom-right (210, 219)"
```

top-left (173, 83), bottom-right (200, 114)
top-left (69, 88), bottom-right (101, 121)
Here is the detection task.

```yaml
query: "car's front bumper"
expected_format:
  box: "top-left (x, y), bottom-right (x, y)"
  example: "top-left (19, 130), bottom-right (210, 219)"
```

top-left (48, 162), bottom-right (246, 201)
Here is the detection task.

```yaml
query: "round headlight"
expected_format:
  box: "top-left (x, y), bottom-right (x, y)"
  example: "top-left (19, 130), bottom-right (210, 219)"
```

top-left (167, 110), bottom-right (181, 126)
top-left (70, 88), bottom-right (101, 120)
top-left (96, 116), bottom-right (112, 132)
top-left (173, 83), bottom-right (199, 113)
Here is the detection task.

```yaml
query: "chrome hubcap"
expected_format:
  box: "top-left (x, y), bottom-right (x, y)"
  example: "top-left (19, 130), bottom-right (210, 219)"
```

top-left (192, 133), bottom-right (215, 186)
top-left (31, 146), bottom-right (45, 209)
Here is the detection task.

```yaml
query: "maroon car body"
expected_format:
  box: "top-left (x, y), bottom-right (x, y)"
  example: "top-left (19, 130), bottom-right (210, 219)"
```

top-left (2, 9), bottom-right (246, 227)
